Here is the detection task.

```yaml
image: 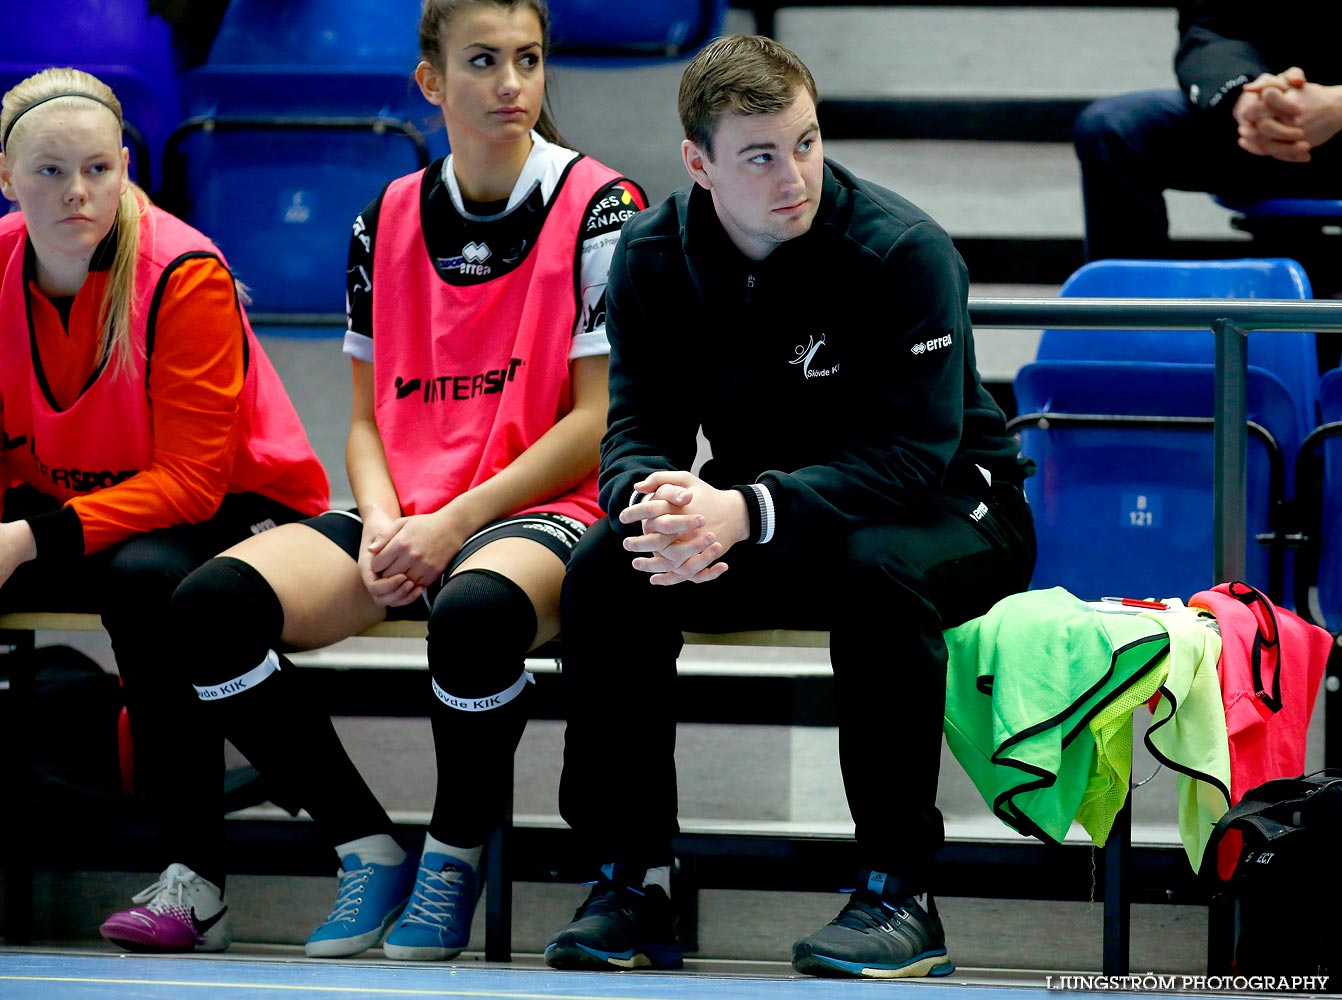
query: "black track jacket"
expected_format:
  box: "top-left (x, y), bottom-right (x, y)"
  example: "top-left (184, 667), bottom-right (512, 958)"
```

top-left (597, 159), bottom-right (1033, 556)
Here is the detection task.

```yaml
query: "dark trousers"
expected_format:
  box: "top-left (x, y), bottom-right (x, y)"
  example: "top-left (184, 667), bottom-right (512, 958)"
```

top-left (1074, 89), bottom-right (1342, 262)
top-left (557, 480), bottom-right (1035, 892)
top-left (0, 485), bottom-right (308, 886)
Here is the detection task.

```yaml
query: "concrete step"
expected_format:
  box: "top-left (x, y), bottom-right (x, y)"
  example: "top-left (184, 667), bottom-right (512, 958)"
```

top-left (772, 7), bottom-right (1178, 99)
top-left (823, 140), bottom-right (1241, 242)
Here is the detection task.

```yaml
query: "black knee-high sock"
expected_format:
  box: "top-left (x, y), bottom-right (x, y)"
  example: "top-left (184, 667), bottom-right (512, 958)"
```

top-left (174, 556), bottom-right (394, 847)
top-left (101, 541), bottom-right (226, 888)
top-left (425, 569), bottom-right (537, 847)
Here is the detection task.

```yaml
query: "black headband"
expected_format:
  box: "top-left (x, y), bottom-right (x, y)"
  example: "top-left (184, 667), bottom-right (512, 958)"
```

top-left (2, 92), bottom-right (120, 150)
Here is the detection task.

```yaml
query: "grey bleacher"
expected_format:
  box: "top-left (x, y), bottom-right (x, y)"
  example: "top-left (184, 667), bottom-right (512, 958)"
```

top-left (17, 5), bottom-right (1320, 975)
top-left (556, 7), bottom-right (1243, 254)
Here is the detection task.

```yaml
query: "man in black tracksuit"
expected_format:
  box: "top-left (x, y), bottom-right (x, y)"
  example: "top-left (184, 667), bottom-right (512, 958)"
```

top-left (1074, 1), bottom-right (1342, 262)
top-left (544, 35), bottom-right (1036, 980)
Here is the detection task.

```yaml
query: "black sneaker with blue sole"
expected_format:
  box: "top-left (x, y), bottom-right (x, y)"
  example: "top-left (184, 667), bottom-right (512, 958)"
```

top-left (792, 892), bottom-right (955, 979)
top-left (545, 874), bottom-right (683, 971)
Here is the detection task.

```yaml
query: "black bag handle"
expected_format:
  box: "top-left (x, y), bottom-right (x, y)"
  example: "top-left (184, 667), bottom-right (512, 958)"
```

top-left (1226, 581), bottom-right (1284, 713)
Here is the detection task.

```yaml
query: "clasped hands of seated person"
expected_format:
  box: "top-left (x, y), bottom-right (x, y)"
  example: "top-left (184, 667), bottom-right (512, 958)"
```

top-left (620, 471), bottom-right (750, 585)
top-left (1234, 66), bottom-right (1342, 163)
top-left (359, 505), bottom-right (473, 606)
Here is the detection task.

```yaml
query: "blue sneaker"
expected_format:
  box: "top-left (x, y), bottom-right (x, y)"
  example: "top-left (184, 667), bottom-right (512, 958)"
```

top-left (383, 852), bottom-right (481, 961)
top-left (305, 852), bottom-right (417, 958)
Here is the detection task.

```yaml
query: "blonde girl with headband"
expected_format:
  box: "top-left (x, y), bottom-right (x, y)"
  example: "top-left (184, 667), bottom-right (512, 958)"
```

top-left (0, 67), bottom-right (330, 953)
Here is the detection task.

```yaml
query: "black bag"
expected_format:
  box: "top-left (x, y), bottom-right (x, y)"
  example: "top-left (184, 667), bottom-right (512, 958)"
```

top-left (1201, 769), bottom-right (1342, 978)
top-left (17, 643), bottom-right (297, 817)
top-left (28, 644), bottom-right (127, 809)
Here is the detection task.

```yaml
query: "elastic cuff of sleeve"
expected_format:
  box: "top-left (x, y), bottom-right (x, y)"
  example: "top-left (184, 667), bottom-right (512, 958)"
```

top-left (27, 506), bottom-right (85, 562)
top-left (734, 483), bottom-right (775, 545)
top-left (751, 481), bottom-right (776, 544)
top-left (731, 486), bottom-right (762, 544)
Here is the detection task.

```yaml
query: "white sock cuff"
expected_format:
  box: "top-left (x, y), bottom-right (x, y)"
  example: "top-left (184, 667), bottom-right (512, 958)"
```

top-left (431, 669), bottom-right (534, 713)
top-left (643, 865), bottom-right (672, 897)
top-left (335, 833), bottom-right (406, 867)
top-left (424, 834), bottom-right (482, 869)
top-left (192, 650), bottom-right (281, 701)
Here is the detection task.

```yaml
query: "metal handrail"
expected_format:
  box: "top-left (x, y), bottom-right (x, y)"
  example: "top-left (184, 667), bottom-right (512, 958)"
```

top-left (966, 296), bottom-right (1342, 585)
top-left (969, 297), bottom-right (1342, 331)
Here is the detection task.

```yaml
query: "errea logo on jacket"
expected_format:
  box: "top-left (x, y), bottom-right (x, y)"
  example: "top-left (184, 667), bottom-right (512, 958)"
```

top-left (911, 333), bottom-right (953, 355)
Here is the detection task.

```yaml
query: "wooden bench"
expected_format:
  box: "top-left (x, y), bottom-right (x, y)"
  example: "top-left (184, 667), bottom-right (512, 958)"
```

top-left (0, 610), bottom-right (1214, 973)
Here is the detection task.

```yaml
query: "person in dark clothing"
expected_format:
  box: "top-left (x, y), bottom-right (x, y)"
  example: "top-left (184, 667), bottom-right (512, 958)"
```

top-left (543, 34), bottom-right (1036, 980)
top-left (1074, 1), bottom-right (1342, 261)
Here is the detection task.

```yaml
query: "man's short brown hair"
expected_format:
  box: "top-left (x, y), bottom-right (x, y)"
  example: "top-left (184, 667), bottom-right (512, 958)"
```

top-left (678, 34), bottom-right (819, 159)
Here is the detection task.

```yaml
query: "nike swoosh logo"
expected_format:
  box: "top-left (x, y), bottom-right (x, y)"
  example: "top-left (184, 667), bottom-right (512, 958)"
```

top-left (191, 905), bottom-right (228, 936)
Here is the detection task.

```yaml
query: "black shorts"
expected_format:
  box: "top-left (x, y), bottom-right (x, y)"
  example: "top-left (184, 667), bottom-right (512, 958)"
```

top-left (301, 508), bottom-right (587, 619)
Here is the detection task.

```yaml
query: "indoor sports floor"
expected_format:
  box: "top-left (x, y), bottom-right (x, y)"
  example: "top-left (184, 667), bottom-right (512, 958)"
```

top-left (0, 948), bottom-right (1092, 1000)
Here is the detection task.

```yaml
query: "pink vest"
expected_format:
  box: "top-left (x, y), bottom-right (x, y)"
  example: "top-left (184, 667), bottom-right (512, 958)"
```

top-left (0, 207), bottom-right (328, 514)
top-left (370, 157), bottom-right (617, 522)
top-left (1189, 582), bottom-right (1332, 879)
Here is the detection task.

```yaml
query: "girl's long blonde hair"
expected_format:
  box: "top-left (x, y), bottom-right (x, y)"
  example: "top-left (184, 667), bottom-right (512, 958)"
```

top-left (2, 67), bottom-right (148, 378)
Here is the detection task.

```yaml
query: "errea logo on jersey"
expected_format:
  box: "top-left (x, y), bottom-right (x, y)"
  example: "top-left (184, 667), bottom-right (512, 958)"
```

top-left (438, 241), bottom-right (493, 277)
top-left (911, 333), bottom-right (953, 355)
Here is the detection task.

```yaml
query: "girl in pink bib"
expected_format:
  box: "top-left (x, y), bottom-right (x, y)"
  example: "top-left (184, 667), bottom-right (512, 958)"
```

top-left (172, 0), bottom-right (645, 961)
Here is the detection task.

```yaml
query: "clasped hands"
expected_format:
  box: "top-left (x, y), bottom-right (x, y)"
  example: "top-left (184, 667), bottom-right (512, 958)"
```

top-left (1233, 67), bottom-right (1342, 163)
top-left (360, 508), bottom-right (465, 607)
top-left (619, 471), bottom-right (749, 586)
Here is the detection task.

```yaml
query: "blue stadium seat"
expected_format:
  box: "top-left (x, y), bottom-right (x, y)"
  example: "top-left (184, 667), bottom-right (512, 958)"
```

top-left (0, 0), bottom-right (182, 191)
top-left (1012, 258), bottom-right (1316, 605)
top-left (1212, 198), bottom-right (1342, 299)
top-left (547, 0), bottom-right (728, 60)
top-left (1037, 258), bottom-right (1318, 443)
top-left (1013, 362), bottom-right (1298, 603)
top-left (161, 0), bottom-right (437, 319)
top-left (1214, 197), bottom-right (1342, 225)
top-left (208, 0), bottom-right (420, 66)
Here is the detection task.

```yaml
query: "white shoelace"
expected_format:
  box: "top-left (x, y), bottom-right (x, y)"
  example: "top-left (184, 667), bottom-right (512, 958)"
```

top-left (325, 866), bottom-right (372, 923)
top-left (131, 865), bottom-right (197, 911)
top-left (399, 866), bottom-right (467, 928)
